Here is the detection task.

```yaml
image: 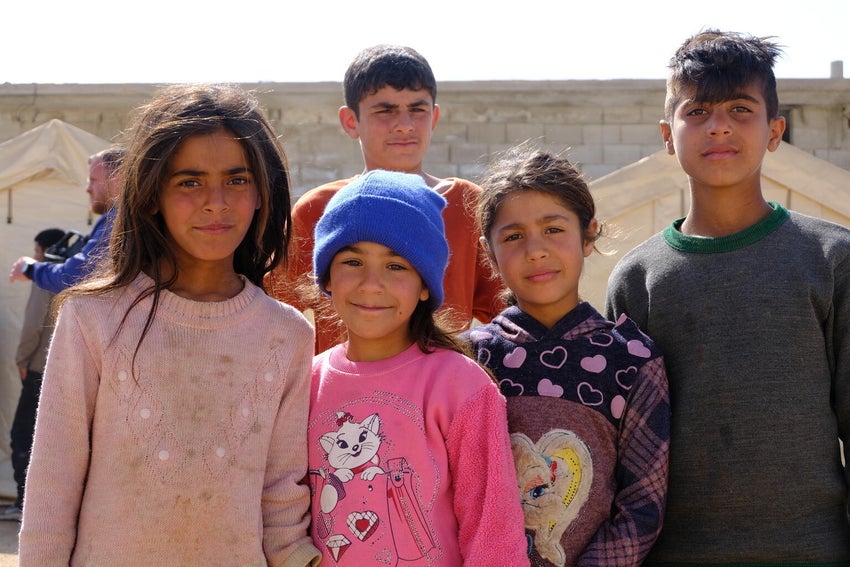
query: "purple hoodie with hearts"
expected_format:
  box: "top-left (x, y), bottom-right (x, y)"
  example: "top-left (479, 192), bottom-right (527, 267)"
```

top-left (464, 301), bottom-right (670, 567)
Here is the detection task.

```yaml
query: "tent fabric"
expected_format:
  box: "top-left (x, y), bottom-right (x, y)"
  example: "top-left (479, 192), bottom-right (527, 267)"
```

top-left (0, 120), bottom-right (109, 498)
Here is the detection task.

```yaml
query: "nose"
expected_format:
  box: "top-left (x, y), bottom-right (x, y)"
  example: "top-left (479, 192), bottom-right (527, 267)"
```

top-left (203, 183), bottom-right (229, 213)
top-left (707, 108), bottom-right (732, 136)
top-left (394, 111), bottom-right (415, 132)
top-left (357, 265), bottom-right (384, 293)
top-left (525, 233), bottom-right (549, 261)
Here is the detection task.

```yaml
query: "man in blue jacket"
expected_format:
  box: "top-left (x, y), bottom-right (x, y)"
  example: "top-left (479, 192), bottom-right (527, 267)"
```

top-left (9, 146), bottom-right (124, 292)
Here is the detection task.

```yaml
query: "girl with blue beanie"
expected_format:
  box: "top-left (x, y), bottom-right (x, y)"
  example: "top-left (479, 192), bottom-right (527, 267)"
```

top-left (307, 169), bottom-right (529, 566)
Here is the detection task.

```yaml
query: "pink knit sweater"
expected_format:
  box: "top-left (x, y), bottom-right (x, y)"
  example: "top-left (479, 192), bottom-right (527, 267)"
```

top-left (19, 273), bottom-right (320, 566)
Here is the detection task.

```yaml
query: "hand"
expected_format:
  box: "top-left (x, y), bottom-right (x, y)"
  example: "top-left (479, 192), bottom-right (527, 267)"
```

top-left (18, 367), bottom-right (27, 381)
top-left (9, 257), bottom-right (33, 283)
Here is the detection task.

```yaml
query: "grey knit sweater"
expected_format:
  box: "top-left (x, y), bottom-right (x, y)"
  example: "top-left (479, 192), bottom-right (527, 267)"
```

top-left (606, 204), bottom-right (850, 565)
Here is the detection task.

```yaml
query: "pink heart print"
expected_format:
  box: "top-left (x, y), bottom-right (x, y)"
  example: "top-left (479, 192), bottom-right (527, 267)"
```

top-left (580, 354), bottom-right (607, 373)
top-left (537, 378), bottom-right (564, 398)
top-left (610, 394), bottom-right (626, 419)
top-left (577, 382), bottom-right (604, 406)
top-left (627, 339), bottom-right (651, 358)
top-left (503, 347), bottom-right (527, 368)
top-left (540, 346), bottom-right (568, 369)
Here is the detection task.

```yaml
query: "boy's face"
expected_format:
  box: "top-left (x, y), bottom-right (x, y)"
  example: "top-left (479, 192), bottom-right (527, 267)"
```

top-left (339, 86), bottom-right (439, 175)
top-left (660, 82), bottom-right (785, 194)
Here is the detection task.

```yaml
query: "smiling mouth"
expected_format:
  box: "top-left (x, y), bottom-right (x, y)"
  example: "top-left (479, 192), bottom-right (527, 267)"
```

top-left (527, 270), bottom-right (558, 282)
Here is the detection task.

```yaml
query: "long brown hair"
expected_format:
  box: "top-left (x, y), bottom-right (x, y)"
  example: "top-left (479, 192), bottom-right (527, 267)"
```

top-left (62, 83), bottom-right (293, 361)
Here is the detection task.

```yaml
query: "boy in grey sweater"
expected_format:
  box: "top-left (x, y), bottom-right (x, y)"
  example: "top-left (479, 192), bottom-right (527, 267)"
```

top-left (606, 29), bottom-right (850, 565)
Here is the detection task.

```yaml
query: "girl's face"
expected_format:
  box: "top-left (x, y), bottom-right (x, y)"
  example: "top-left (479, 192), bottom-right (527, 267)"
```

top-left (158, 129), bottom-right (260, 274)
top-left (326, 241), bottom-right (430, 362)
top-left (486, 190), bottom-right (596, 328)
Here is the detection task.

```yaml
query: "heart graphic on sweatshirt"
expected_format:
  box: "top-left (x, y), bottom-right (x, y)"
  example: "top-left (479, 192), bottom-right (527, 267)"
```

top-left (588, 333), bottom-right (614, 347)
top-left (615, 366), bottom-right (638, 390)
top-left (347, 510), bottom-right (379, 541)
top-left (537, 378), bottom-right (564, 398)
top-left (577, 382), bottom-right (604, 406)
top-left (610, 395), bottom-right (627, 419)
top-left (540, 346), bottom-right (568, 369)
top-left (503, 347), bottom-right (527, 368)
top-left (468, 330), bottom-right (493, 342)
top-left (580, 354), bottom-right (607, 373)
top-left (499, 379), bottom-right (525, 396)
top-left (476, 347), bottom-right (492, 367)
top-left (627, 339), bottom-right (651, 358)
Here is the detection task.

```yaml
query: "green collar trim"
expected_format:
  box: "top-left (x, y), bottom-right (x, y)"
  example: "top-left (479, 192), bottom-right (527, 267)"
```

top-left (662, 202), bottom-right (789, 254)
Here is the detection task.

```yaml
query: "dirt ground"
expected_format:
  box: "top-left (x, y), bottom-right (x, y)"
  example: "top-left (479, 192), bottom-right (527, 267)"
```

top-left (0, 506), bottom-right (18, 566)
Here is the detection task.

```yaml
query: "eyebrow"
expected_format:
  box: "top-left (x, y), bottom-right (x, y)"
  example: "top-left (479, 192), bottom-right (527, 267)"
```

top-left (683, 92), bottom-right (761, 106)
top-left (169, 166), bottom-right (252, 178)
top-left (369, 99), bottom-right (431, 111)
top-left (496, 214), bottom-right (573, 232)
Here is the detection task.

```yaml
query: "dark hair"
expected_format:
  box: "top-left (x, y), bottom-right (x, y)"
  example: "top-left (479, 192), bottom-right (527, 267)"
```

top-left (34, 228), bottom-right (66, 249)
top-left (343, 45), bottom-right (437, 118)
top-left (477, 144), bottom-right (602, 306)
top-left (665, 29), bottom-right (783, 121)
top-left (64, 83), bottom-right (292, 365)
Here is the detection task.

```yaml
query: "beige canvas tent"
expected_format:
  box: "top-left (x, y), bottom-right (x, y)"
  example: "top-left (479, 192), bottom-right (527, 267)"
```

top-left (0, 120), bottom-right (110, 496)
top-left (582, 142), bottom-right (850, 311)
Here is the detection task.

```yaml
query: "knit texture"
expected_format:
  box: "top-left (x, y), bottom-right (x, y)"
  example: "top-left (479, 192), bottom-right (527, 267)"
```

top-left (308, 343), bottom-right (529, 566)
top-left (313, 169), bottom-right (449, 308)
top-left (606, 205), bottom-right (850, 564)
top-left (19, 273), bottom-right (320, 566)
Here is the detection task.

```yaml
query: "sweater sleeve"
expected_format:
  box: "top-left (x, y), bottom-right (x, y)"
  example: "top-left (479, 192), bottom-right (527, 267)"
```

top-left (447, 384), bottom-right (530, 567)
top-left (604, 255), bottom-right (650, 330)
top-left (831, 250), bottom-right (850, 496)
top-left (578, 356), bottom-right (670, 566)
top-left (262, 316), bottom-right (321, 567)
top-left (19, 301), bottom-right (99, 565)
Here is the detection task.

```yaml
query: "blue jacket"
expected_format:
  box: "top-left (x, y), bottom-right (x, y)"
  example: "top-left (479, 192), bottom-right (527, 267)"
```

top-left (31, 208), bottom-right (115, 294)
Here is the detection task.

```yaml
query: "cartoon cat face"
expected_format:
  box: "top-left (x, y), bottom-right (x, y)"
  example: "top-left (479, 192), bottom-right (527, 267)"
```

top-left (320, 412), bottom-right (382, 470)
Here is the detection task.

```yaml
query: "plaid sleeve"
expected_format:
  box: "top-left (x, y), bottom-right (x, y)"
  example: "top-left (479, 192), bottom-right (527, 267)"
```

top-left (577, 355), bottom-right (670, 566)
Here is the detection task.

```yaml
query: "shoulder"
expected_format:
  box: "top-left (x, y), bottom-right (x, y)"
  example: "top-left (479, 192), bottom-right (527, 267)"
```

top-left (440, 177), bottom-right (483, 201)
top-left (252, 285), bottom-right (313, 331)
top-left (292, 178), bottom-right (355, 218)
top-left (610, 232), bottom-right (668, 277)
top-left (786, 211), bottom-right (850, 249)
top-left (608, 312), bottom-right (664, 359)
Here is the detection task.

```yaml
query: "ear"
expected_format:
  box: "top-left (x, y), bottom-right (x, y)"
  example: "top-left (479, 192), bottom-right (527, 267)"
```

top-left (419, 283), bottom-right (430, 303)
top-left (479, 235), bottom-right (499, 276)
top-left (767, 116), bottom-right (786, 152)
top-left (431, 103), bottom-right (440, 131)
top-left (583, 219), bottom-right (599, 258)
top-left (339, 106), bottom-right (360, 140)
top-left (660, 120), bottom-right (675, 155)
top-left (319, 434), bottom-right (336, 454)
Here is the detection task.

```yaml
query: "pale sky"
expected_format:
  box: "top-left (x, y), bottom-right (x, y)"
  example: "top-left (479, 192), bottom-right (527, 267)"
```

top-left (5, 0), bottom-right (849, 84)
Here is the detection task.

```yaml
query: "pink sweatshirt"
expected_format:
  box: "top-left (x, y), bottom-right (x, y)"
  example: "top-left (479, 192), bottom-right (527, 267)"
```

top-left (308, 343), bottom-right (530, 566)
top-left (19, 273), bottom-right (320, 566)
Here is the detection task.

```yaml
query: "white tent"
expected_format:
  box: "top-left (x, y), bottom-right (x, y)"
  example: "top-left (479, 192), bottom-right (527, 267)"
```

top-left (0, 120), bottom-right (110, 497)
top-left (582, 142), bottom-right (850, 311)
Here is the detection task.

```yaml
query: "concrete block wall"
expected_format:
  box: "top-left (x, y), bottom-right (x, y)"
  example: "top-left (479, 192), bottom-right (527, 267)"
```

top-left (0, 79), bottom-right (848, 199)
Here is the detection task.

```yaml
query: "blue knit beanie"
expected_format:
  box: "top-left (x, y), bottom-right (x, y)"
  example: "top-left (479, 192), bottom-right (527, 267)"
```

top-left (313, 170), bottom-right (449, 309)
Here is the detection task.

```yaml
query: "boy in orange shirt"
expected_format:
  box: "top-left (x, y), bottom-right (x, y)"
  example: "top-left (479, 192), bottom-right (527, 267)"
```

top-left (267, 45), bottom-right (502, 353)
